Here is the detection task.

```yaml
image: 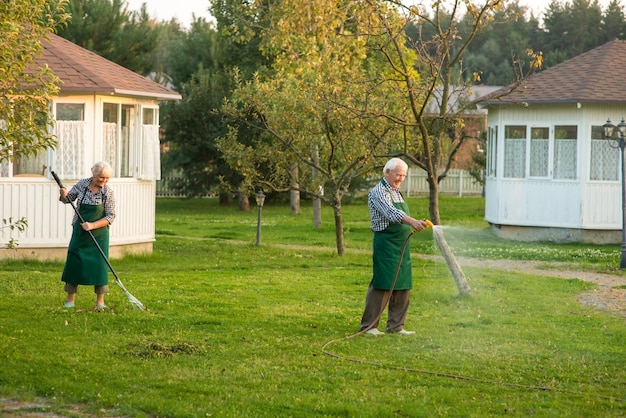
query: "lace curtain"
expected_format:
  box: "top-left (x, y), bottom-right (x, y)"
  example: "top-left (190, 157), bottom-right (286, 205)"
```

top-left (590, 139), bottom-right (619, 181)
top-left (139, 125), bottom-right (161, 180)
top-left (54, 121), bottom-right (86, 178)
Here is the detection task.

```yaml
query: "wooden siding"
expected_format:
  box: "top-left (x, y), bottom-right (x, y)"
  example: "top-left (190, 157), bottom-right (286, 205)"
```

top-left (0, 178), bottom-right (155, 249)
top-left (583, 182), bottom-right (622, 228)
top-left (485, 178), bottom-right (582, 227)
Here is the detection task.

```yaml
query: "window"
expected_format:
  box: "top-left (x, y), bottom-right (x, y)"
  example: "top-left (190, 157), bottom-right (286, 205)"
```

top-left (590, 125), bottom-right (619, 181)
top-left (54, 103), bottom-right (86, 178)
top-left (139, 107), bottom-right (161, 180)
top-left (57, 103), bottom-right (84, 121)
top-left (12, 150), bottom-right (48, 176)
top-left (504, 125), bottom-right (526, 178)
top-left (142, 107), bottom-right (156, 125)
top-left (529, 127), bottom-right (549, 177)
top-left (501, 124), bottom-right (578, 181)
top-left (103, 103), bottom-right (136, 177)
top-left (487, 126), bottom-right (497, 177)
top-left (6, 111), bottom-right (51, 177)
top-left (553, 125), bottom-right (577, 180)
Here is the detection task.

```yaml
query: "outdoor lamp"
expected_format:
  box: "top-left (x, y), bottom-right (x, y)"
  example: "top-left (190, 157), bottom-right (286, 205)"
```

top-left (255, 190), bottom-right (266, 246)
top-left (602, 118), bottom-right (626, 269)
top-left (603, 118), bottom-right (615, 138)
top-left (255, 190), bottom-right (266, 207)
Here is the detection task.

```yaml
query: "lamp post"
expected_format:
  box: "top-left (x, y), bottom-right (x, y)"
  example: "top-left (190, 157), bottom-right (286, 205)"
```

top-left (255, 190), bottom-right (266, 246)
top-left (602, 118), bottom-right (626, 269)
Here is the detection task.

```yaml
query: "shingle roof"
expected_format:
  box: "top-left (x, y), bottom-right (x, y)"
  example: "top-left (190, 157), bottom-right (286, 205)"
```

top-left (481, 39), bottom-right (626, 105)
top-left (37, 33), bottom-right (181, 101)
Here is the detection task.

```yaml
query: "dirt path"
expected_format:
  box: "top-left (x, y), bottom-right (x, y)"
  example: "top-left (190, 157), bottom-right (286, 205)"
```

top-left (442, 255), bottom-right (626, 318)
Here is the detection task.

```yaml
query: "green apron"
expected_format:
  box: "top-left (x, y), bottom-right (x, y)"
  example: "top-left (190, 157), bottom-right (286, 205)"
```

top-left (61, 200), bottom-right (109, 286)
top-left (372, 199), bottom-right (413, 290)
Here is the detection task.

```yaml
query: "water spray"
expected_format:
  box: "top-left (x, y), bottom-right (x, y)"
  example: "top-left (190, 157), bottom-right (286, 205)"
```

top-left (431, 224), bottom-right (471, 295)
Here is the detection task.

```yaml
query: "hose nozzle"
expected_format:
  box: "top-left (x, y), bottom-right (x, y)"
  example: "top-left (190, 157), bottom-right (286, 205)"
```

top-left (411, 219), bottom-right (433, 234)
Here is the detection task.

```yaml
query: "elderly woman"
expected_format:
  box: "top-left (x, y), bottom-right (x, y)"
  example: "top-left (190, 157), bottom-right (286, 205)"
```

top-left (59, 161), bottom-right (116, 311)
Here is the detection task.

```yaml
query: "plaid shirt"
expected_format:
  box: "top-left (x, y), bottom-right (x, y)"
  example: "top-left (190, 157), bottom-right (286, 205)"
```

top-left (61, 177), bottom-right (116, 225)
top-left (368, 178), bottom-right (406, 232)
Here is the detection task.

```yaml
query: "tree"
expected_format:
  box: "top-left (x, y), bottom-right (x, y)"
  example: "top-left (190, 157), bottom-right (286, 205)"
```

top-left (159, 11), bottom-right (264, 207)
top-left (162, 17), bottom-right (222, 90)
top-left (149, 19), bottom-right (186, 88)
top-left (1, 0), bottom-right (70, 247)
top-left (543, 0), bottom-right (603, 66)
top-left (217, 0), bottom-right (411, 255)
top-left (162, 68), bottom-right (246, 203)
top-left (366, 0), bottom-right (541, 224)
top-left (460, 2), bottom-right (543, 84)
top-left (56, 0), bottom-right (158, 75)
top-left (216, 0), bottom-right (543, 251)
top-left (601, 0), bottom-right (626, 43)
top-left (0, 0), bottom-right (70, 163)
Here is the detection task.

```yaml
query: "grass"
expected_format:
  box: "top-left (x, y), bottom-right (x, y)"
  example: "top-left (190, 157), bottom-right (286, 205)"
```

top-left (0, 196), bottom-right (624, 417)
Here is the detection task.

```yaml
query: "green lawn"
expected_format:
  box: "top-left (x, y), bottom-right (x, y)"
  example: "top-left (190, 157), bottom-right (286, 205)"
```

top-left (0, 196), bottom-right (624, 417)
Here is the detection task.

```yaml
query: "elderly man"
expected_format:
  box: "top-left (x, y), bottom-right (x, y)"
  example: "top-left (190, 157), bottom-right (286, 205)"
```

top-left (360, 158), bottom-right (428, 335)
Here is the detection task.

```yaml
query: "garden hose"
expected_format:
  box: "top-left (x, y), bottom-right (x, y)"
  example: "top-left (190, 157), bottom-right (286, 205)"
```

top-left (323, 219), bottom-right (432, 343)
top-left (321, 219), bottom-right (624, 403)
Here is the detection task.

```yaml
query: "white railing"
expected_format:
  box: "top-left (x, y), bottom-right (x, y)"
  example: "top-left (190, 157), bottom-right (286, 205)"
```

top-left (402, 168), bottom-right (484, 197)
top-left (156, 168), bottom-right (484, 198)
top-left (0, 178), bottom-right (156, 248)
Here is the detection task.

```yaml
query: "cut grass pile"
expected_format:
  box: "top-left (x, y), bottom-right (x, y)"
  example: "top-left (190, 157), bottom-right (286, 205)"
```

top-left (0, 196), bottom-right (624, 417)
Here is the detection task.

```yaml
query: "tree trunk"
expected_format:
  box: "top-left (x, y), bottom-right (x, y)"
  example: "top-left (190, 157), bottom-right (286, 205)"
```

top-left (427, 173), bottom-right (441, 224)
top-left (312, 143), bottom-right (321, 227)
top-left (238, 191), bottom-right (250, 211)
top-left (331, 197), bottom-right (345, 255)
top-left (219, 192), bottom-right (231, 206)
top-left (312, 197), bottom-right (322, 228)
top-left (290, 163), bottom-right (300, 215)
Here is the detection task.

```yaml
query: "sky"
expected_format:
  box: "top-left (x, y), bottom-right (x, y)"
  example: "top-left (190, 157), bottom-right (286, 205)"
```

top-left (124, 0), bottom-right (616, 28)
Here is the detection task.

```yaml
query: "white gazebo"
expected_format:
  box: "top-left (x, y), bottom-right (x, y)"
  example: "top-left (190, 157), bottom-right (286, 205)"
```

top-left (480, 40), bottom-right (626, 243)
top-left (0, 34), bottom-right (181, 259)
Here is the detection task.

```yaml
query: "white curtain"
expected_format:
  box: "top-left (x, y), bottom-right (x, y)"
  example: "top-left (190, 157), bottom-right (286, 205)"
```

top-left (54, 121), bottom-right (86, 178)
top-left (103, 122), bottom-right (117, 172)
top-left (139, 125), bottom-right (161, 180)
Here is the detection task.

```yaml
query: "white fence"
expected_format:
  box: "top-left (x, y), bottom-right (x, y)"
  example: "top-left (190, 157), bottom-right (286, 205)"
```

top-left (402, 168), bottom-right (483, 197)
top-left (157, 168), bottom-right (483, 198)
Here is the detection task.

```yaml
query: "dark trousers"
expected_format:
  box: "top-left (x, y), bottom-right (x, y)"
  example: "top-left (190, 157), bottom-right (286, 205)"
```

top-left (359, 281), bottom-right (411, 332)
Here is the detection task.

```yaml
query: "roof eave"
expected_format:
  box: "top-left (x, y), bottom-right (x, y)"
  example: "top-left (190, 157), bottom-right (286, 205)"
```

top-left (56, 87), bottom-right (182, 101)
top-left (114, 88), bottom-right (182, 101)
top-left (481, 99), bottom-right (626, 106)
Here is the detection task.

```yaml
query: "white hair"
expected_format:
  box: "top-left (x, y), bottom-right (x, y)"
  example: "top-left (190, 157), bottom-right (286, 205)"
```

top-left (383, 158), bottom-right (408, 174)
top-left (91, 161), bottom-right (113, 176)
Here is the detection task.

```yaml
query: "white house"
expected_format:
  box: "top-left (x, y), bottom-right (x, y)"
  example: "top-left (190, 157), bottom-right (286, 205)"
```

top-left (0, 34), bottom-right (181, 259)
top-left (480, 40), bottom-right (626, 243)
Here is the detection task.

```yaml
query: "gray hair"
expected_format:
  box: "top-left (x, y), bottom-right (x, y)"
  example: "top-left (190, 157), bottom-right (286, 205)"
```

top-left (383, 158), bottom-right (408, 174)
top-left (91, 161), bottom-right (113, 176)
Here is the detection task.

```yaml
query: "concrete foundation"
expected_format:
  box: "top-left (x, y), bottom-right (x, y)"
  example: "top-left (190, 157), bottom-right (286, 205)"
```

top-left (490, 224), bottom-right (622, 244)
top-left (0, 242), bottom-right (153, 261)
